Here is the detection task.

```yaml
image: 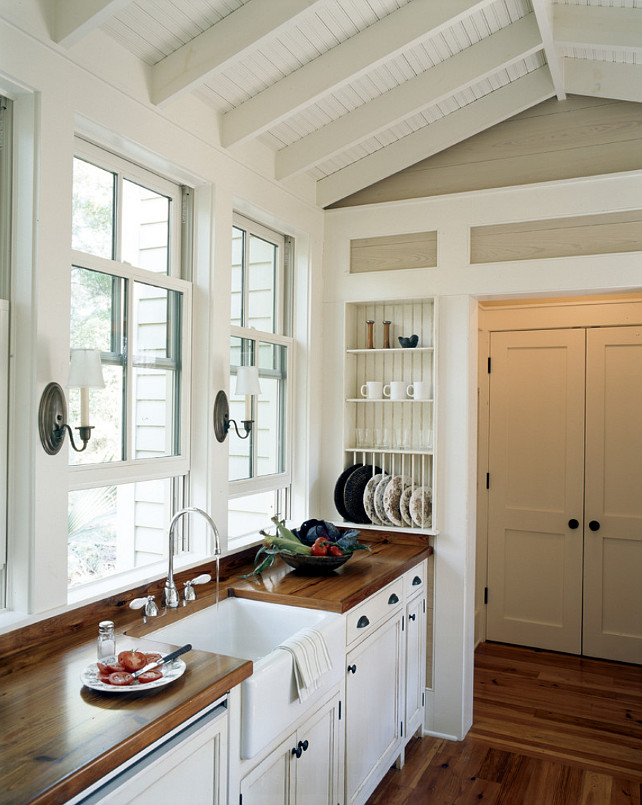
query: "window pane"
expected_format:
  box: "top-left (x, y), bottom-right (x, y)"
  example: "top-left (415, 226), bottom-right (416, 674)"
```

top-left (231, 226), bottom-right (244, 326)
top-left (228, 490), bottom-right (278, 541)
top-left (132, 282), bottom-right (181, 458)
top-left (247, 234), bottom-right (276, 332)
top-left (68, 478), bottom-right (176, 588)
top-left (70, 267), bottom-right (125, 465)
top-left (122, 179), bottom-right (170, 274)
top-left (229, 337), bottom-right (254, 481)
top-left (257, 342), bottom-right (287, 476)
top-left (72, 158), bottom-right (114, 258)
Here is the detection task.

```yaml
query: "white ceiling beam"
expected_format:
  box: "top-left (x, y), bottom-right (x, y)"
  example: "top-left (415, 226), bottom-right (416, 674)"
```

top-left (316, 66), bottom-right (555, 208)
top-left (531, 0), bottom-right (566, 99)
top-left (151, 0), bottom-right (323, 107)
top-left (564, 59), bottom-right (642, 104)
top-left (554, 5), bottom-right (642, 55)
top-left (53, 0), bottom-right (130, 47)
top-left (276, 14), bottom-right (543, 180)
top-left (222, 0), bottom-right (496, 148)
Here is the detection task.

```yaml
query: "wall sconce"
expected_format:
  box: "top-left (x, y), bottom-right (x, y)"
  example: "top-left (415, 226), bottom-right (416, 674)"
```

top-left (38, 348), bottom-right (105, 455)
top-left (214, 365), bottom-right (261, 442)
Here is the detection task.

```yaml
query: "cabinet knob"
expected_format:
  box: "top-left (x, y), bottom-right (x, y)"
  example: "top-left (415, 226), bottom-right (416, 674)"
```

top-left (347, 664), bottom-right (357, 674)
top-left (568, 519), bottom-right (579, 529)
top-left (298, 739), bottom-right (309, 752)
top-left (408, 613), bottom-right (416, 621)
top-left (357, 615), bottom-right (370, 628)
top-left (291, 745), bottom-right (302, 758)
top-left (412, 576), bottom-right (422, 586)
top-left (589, 520), bottom-right (601, 532)
top-left (388, 593), bottom-right (399, 605)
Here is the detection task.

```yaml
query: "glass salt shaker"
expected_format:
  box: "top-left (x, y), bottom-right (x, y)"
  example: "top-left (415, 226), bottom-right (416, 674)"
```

top-left (97, 620), bottom-right (115, 660)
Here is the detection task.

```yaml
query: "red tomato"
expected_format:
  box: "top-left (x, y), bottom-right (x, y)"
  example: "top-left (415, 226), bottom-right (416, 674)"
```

top-left (107, 671), bottom-right (134, 686)
top-left (103, 661), bottom-right (126, 674)
top-left (144, 652), bottom-right (162, 665)
top-left (96, 662), bottom-right (111, 675)
top-left (118, 650), bottom-right (147, 672)
top-left (328, 545), bottom-right (344, 557)
top-left (137, 669), bottom-right (163, 684)
top-left (311, 537), bottom-right (329, 556)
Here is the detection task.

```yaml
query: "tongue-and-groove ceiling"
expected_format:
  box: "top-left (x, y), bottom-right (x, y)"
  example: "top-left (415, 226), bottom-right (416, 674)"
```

top-left (49, 0), bottom-right (642, 207)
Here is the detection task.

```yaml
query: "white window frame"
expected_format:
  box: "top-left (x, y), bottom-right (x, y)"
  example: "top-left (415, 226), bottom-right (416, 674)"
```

top-left (228, 215), bottom-right (294, 541)
top-left (68, 140), bottom-right (193, 595)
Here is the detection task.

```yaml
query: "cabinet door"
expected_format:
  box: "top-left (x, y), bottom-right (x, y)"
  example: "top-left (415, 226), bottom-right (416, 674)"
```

top-left (404, 595), bottom-right (426, 738)
top-left (345, 613), bottom-right (403, 805)
top-left (240, 733), bottom-right (294, 805)
top-left (88, 711), bottom-right (227, 805)
top-left (294, 692), bottom-right (341, 805)
top-left (487, 329), bottom-right (586, 653)
top-left (583, 327), bottom-right (642, 664)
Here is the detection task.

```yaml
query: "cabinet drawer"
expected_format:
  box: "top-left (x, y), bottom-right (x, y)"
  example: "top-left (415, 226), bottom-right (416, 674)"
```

top-left (346, 578), bottom-right (404, 645)
top-left (404, 561), bottom-right (426, 599)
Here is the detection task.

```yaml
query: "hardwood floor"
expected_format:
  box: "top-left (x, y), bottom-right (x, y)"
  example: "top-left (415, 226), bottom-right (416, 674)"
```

top-left (368, 642), bottom-right (642, 804)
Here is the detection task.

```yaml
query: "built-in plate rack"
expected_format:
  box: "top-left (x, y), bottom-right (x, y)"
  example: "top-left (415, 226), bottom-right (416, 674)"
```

top-left (338, 299), bottom-right (437, 533)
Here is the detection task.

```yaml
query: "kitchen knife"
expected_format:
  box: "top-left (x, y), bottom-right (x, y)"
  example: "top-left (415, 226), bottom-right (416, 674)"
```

top-left (133, 643), bottom-right (192, 678)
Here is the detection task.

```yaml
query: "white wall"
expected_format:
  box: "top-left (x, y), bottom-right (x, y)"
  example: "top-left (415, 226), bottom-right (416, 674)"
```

top-left (321, 170), bottom-right (642, 739)
top-left (0, 6), bottom-right (325, 618)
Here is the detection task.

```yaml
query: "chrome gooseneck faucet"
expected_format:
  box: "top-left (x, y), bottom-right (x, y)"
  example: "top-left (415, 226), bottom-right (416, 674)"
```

top-left (165, 507), bottom-right (221, 609)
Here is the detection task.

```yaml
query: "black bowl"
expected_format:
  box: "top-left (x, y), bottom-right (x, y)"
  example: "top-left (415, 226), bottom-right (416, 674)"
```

top-left (279, 552), bottom-right (351, 573)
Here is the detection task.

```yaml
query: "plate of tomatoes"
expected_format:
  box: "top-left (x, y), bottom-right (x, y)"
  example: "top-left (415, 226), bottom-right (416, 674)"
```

top-left (81, 649), bottom-right (186, 693)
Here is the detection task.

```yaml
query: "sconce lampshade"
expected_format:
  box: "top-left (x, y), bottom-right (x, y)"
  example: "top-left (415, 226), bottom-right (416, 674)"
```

top-left (67, 349), bottom-right (105, 389)
top-left (234, 365), bottom-right (261, 397)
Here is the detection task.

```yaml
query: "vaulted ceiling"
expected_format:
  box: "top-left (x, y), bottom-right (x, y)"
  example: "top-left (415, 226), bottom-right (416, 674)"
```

top-left (51, 0), bottom-right (642, 207)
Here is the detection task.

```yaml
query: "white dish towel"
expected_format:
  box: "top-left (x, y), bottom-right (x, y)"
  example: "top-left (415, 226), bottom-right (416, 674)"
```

top-left (279, 627), bottom-right (333, 703)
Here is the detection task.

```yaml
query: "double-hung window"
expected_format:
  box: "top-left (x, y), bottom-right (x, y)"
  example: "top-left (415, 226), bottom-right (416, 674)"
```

top-left (228, 215), bottom-right (293, 543)
top-left (68, 140), bottom-right (192, 593)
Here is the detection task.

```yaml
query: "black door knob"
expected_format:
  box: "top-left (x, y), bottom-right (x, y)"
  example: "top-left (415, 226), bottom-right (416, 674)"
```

top-left (568, 519), bottom-right (579, 529)
top-left (347, 664), bottom-right (357, 674)
top-left (589, 520), bottom-right (601, 531)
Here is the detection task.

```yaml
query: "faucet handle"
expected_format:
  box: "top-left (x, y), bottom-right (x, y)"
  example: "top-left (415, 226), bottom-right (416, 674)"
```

top-left (183, 574), bottom-right (211, 603)
top-left (129, 595), bottom-right (160, 618)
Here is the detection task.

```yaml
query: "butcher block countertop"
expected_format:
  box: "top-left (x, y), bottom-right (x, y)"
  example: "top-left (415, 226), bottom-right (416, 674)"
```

top-left (0, 533), bottom-right (432, 804)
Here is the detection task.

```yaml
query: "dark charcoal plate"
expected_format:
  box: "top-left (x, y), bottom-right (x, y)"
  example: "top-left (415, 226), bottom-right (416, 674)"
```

top-left (343, 464), bottom-right (382, 524)
top-left (333, 463), bottom-right (362, 520)
top-left (279, 552), bottom-right (352, 573)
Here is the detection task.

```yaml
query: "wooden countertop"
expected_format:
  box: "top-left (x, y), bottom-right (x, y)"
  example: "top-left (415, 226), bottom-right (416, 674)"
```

top-left (0, 534), bottom-right (431, 804)
top-left (0, 635), bottom-right (251, 805)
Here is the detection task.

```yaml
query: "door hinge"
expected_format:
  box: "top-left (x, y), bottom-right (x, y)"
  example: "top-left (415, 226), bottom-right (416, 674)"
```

top-left (239, 796), bottom-right (242, 805)
top-left (422, 691), bottom-right (425, 707)
top-left (402, 615), bottom-right (405, 631)
top-left (486, 472), bottom-right (490, 489)
top-left (401, 721), bottom-right (404, 737)
top-left (484, 587), bottom-right (488, 604)
top-left (423, 598), bottom-right (426, 613)
top-left (488, 357), bottom-right (491, 373)
top-left (338, 700), bottom-right (342, 720)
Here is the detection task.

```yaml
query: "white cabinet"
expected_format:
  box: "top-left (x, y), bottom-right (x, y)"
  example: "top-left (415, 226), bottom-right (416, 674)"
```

top-left (76, 701), bottom-right (228, 805)
top-left (240, 691), bottom-right (342, 805)
top-left (340, 299), bottom-right (436, 532)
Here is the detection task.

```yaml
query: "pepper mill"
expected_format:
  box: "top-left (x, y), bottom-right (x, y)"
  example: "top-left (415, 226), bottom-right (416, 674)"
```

top-left (366, 320), bottom-right (375, 349)
top-left (382, 320), bottom-right (391, 349)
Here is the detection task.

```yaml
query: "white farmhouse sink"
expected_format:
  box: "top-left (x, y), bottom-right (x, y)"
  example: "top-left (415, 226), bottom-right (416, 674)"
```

top-left (145, 596), bottom-right (345, 758)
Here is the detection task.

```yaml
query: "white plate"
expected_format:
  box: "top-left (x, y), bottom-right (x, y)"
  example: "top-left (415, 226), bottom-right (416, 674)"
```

top-left (81, 659), bottom-right (186, 693)
top-left (399, 486), bottom-right (414, 527)
top-left (374, 476), bottom-right (393, 525)
top-left (409, 486), bottom-right (432, 528)
top-left (363, 473), bottom-right (384, 525)
top-left (383, 475), bottom-right (410, 527)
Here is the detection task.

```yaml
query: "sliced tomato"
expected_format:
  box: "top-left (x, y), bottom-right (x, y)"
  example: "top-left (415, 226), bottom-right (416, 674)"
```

top-left (118, 650), bottom-right (147, 672)
top-left (144, 652), bottom-right (162, 665)
top-left (137, 669), bottom-right (163, 684)
top-left (103, 661), bottom-right (126, 674)
top-left (107, 671), bottom-right (134, 686)
top-left (96, 662), bottom-right (111, 675)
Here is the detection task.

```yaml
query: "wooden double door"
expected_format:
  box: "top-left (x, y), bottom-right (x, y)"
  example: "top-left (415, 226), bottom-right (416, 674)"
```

top-left (486, 326), bottom-right (642, 664)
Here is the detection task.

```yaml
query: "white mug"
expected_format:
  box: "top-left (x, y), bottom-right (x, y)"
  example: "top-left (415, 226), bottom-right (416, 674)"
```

top-left (361, 380), bottom-right (383, 399)
top-left (407, 381), bottom-right (430, 400)
top-left (383, 380), bottom-right (406, 401)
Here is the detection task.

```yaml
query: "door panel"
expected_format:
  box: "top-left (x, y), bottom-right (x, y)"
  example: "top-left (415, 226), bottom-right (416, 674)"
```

top-left (583, 327), bottom-right (642, 663)
top-left (487, 329), bottom-right (586, 653)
